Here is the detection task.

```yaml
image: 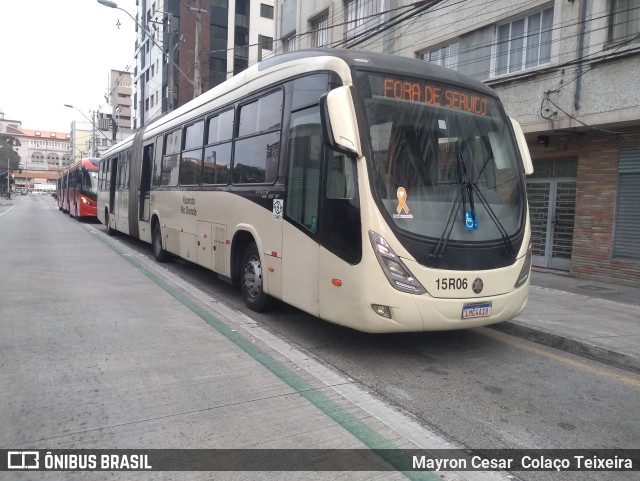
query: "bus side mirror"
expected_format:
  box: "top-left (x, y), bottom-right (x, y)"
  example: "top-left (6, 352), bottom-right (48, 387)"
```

top-left (510, 118), bottom-right (534, 175)
top-left (320, 86), bottom-right (362, 158)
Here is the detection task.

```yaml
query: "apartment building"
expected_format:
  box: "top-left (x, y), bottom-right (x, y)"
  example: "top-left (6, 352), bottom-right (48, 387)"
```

top-left (274, 0), bottom-right (640, 286)
top-left (133, 0), bottom-right (275, 129)
top-left (108, 69), bottom-right (134, 133)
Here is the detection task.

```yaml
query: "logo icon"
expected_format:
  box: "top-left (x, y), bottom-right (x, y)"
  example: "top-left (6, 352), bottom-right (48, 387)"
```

top-left (272, 199), bottom-right (283, 220)
top-left (465, 210), bottom-right (478, 230)
top-left (472, 278), bottom-right (484, 294)
top-left (7, 451), bottom-right (39, 469)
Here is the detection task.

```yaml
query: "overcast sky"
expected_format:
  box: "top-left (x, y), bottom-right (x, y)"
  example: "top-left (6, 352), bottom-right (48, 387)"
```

top-left (1, 0), bottom-right (137, 133)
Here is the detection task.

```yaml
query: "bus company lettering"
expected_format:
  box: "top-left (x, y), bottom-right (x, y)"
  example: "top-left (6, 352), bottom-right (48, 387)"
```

top-left (181, 196), bottom-right (197, 216)
top-left (382, 78), bottom-right (488, 116)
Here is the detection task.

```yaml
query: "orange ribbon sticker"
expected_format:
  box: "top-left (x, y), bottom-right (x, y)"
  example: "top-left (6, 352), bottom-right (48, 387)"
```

top-left (396, 187), bottom-right (409, 215)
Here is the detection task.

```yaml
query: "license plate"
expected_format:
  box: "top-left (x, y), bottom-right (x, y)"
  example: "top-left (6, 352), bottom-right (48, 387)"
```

top-left (462, 303), bottom-right (492, 319)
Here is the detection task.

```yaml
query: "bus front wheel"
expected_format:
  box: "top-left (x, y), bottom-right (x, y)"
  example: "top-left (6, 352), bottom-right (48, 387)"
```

top-left (241, 243), bottom-right (271, 312)
top-left (152, 221), bottom-right (169, 263)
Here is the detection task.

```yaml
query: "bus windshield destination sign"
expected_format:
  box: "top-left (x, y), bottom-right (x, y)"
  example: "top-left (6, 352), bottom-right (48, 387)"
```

top-left (380, 77), bottom-right (489, 116)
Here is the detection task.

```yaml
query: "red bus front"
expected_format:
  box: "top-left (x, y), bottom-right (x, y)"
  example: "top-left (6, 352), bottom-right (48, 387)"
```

top-left (64, 158), bottom-right (99, 219)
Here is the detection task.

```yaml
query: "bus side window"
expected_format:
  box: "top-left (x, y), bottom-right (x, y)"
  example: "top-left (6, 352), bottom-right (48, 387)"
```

top-left (233, 90), bottom-right (282, 184)
top-left (162, 130), bottom-right (181, 186)
top-left (180, 120), bottom-right (204, 186)
top-left (152, 136), bottom-right (163, 187)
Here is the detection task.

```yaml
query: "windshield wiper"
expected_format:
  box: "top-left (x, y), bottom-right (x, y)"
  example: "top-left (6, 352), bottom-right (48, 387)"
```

top-left (427, 181), bottom-right (515, 261)
top-left (428, 149), bottom-right (515, 260)
top-left (428, 142), bottom-right (471, 261)
top-left (470, 183), bottom-right (515, 256)
top-left (427, 185), bottom-right (464, 261)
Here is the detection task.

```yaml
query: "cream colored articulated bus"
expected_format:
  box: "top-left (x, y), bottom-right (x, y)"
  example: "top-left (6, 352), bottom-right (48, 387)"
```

top-left (97, 48), bottom-right (534, 333)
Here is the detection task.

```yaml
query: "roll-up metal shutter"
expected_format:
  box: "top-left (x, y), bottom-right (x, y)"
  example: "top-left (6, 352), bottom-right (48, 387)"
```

top-left (613, 150), bottom-right (640, 259)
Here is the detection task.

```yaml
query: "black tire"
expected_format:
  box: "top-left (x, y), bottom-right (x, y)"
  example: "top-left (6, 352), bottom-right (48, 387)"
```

top-left (105, 209), bottom-right (115, 236)
top-left (240, 242), bottom-right (272, 312)
top-left (152, 221), bottom-right (169, 262)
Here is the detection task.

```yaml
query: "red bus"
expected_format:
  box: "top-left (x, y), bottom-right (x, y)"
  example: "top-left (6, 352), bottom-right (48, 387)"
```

top-left (57, 158), bottom-right (100, 219)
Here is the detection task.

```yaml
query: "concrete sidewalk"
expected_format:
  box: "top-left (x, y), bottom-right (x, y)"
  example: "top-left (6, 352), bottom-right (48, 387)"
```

top-left (493, 269), bottom-right (640, 374)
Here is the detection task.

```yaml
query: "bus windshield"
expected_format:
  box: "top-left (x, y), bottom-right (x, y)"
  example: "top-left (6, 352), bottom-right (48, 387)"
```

top-left (358, 72), bottom-right (524, 244)
top-left (81, 170), bottom-right (99, 195)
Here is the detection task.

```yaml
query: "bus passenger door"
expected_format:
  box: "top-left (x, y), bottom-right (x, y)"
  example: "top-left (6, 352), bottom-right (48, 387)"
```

top-left (139, 143), bottom-right (153, 222)
top-left (117, 155), bottom-right (129, 233)
top-left (108, 157), bottom-right (118, 215)
top-left (281, 108), bottom-right (322, 316)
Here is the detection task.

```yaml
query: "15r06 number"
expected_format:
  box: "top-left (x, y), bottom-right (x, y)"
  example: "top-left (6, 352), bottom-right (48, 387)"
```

top-left (436, 278), bottom-right (468, 290)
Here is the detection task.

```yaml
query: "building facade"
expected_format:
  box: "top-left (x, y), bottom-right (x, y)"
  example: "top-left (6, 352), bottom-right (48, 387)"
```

top-left (274, 0), bottom-right (640, 286)
top-left (0, 109), bottom-right (71, 192)
top-left (108, 69), bottom-right (134, 135)
top-left (133, 0), bottom-right (275, 129)
top-left (68, 120), bottom-right (95, 162)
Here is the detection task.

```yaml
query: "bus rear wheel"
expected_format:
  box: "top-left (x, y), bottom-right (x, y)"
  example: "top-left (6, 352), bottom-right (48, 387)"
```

top-left (241, 243), bottom-right (272, 312)
top-left (152, 221), bottom-right (169, 262)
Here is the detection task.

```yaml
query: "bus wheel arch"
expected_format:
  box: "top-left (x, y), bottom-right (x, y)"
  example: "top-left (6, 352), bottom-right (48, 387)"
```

top-left (232, 230), bottom-right (273, 312)
top-left (151, 216), bottom-right (169, 262)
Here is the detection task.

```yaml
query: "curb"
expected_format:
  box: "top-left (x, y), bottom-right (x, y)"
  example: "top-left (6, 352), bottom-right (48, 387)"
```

top-left (490, 321), bottom-right (640, 375)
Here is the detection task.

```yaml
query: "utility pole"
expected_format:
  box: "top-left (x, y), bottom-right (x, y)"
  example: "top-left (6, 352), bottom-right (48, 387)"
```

top-left (167, 12), bottom-right (175, 112)
top-left (191, 0), bottom-right (206, 98)
top-left (111, 73), bottom-right (118, 144)
top-left (91, 110), bottom-right (97, 157)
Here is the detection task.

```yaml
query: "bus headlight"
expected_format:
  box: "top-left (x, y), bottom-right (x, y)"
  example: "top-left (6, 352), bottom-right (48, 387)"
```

top-left (80, 195), bottom-right (96, 207)
top-left (369, 231), bottom-right (426, 295)
top-left (514, 243), bottom-right (532, 288)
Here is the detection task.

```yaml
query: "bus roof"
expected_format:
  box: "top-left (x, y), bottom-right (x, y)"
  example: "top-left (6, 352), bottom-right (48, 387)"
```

top-left (259, 48), bottom-right (497, 97)
top-left (60, 158), bottom-right (100, 177)
top-left (100, 48), bottom-right (498, 159)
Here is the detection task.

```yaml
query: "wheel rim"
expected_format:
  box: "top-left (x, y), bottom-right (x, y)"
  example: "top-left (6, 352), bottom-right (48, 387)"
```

top-left (243, 254), bottom-right (262, 299)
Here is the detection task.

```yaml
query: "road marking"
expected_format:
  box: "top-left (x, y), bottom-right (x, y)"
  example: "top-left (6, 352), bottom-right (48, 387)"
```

top-left (482, 329), bottom-right (640, 388)
top-left (0, 204), bottom-right (16, 217)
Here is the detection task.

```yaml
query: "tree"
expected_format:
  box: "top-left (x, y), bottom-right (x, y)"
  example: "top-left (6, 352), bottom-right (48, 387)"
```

top-left (0, 134), bottom-right (21, 172)
top-left (0, 134), bottom-right (21, 192)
